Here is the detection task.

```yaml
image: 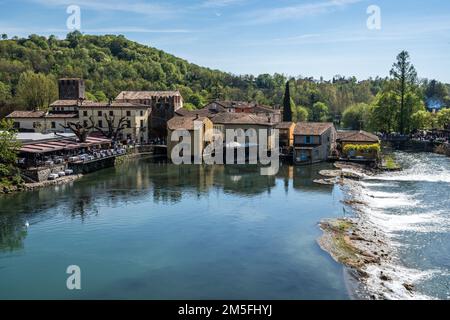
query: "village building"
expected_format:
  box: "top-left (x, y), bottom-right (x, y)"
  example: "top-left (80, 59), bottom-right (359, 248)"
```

top-left (7, 78), bottom-right (88, 133)
top-left (210, 113), bottom-right (277, 150)
top-left (336, 130), bottom-right (380, 161)
top-left (6, 111), bottom-right (78, 133)
top-left (17, 133), bottom-right (113, 182)
top-left (293, 122), bottom-right (336, 165)
top-left (175, 101), bottom-right (281, 124)
top-left (167, 116), bottom-right (213, 160)
top-left (78, 102), bottom-right (151, 144)
top-left (115, 91), bottom-right (183, 139)
top-left (50, 78), bottom-right (90, 113)
top-left (275, 122), bottom-right (296, 150)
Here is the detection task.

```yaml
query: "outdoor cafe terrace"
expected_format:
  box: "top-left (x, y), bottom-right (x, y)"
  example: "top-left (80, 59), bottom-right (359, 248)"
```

top-left (18, 136), bottom-right (114, 168)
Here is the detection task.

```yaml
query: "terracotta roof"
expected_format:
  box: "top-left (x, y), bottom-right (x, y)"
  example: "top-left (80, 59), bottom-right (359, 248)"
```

top-left (79, 102), bottom-right (149, 109)
top-left (167, 116), bottom-right (208, 131)
top-left (294, 122), bottom-right (334, 136)
top-left (208, 101), bottom-right (279, 114)
top-left (19, 136), bottom-right (111, 154)
top-left (50, 100), bottom-right (81, 107)
top-left (175, 105), bottom-right (225, 118)
top-left (275, 122), bottom-right (295, 129)
top-left (211, 113), bottom-right (274, 126)
top-left (337, 130), bottom-right (379, 143)
top-left (7, 111), bottom-right (78, 119)
top-left (115, 91), bottom-right (181, 100)
top-left (45, 113), bottom-right (78, 118)
top-left (6, 111), bottom-right (46, 118)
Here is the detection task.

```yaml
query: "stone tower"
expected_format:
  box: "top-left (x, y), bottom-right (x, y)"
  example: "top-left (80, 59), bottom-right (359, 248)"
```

top-left (58, 78), bottom-right (85, 100)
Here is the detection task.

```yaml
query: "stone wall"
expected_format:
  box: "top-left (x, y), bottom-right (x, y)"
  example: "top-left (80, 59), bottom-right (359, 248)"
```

top-left (434, 143), bottom-right (450, 157)
top-left (69, 157), bottom-right (116, 174)
top-left (21, 164), bottom-right (67, 182)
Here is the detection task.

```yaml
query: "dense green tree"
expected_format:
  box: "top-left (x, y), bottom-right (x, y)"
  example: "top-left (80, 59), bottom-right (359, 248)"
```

top-left (436, 108), bottom-right (450, 129)
top-left (309, 102), bottom-right (329, 122)
top-left (0, 119), bottom-right (21, 182)
top-left (389, 51), bottom-right (418, 134)
top-left (294, 106), bottom-right (309, 122)
top-left (342, 103), bottom-right (371, 130)
top-left (411, 110), bottom-right (434, 130)
top-left (368, 87), bottom-right (398, 133)
top-left (0, 81), bottom-right (11, 105)
top-left (94, 91), bottom-right (108, 102)
top-left (187, 93), bottom-right (205, 109)
top-left (16, 71), bottom-right (57, 110)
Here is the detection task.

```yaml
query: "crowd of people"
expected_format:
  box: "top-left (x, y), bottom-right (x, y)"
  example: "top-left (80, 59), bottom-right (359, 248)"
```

top-left (410, 130), bottom-right (450, 144)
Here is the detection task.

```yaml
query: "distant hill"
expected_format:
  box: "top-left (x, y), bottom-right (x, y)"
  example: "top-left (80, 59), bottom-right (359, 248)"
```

top-left (0, 32), bottom-right (448, 119)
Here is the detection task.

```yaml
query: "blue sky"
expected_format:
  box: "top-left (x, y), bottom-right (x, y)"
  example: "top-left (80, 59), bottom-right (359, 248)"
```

top-left (1, 0), bottom-right (450, 82)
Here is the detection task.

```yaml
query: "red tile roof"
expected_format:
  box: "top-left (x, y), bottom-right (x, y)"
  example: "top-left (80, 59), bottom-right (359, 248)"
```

top-left (115, 91), bottom-right (181, 100)
top-left (6, 111), bottom-right (46, 118)
top-left (275, 122), bottom-right (295, 129)
top-left (337, 131), bottom-right (379, 143)
top-left (19, 136), bottom-right (111, 154)
top-left (6, 111), bottom-right (78, 119)
top-left (211, 113), bottom-right (274, 126)
top-left (294, 122), bottom-right (334, 136)
top-left (79, 101), bottom-right (149, 109)
top-left (167, 116), bottom-right (209, 130)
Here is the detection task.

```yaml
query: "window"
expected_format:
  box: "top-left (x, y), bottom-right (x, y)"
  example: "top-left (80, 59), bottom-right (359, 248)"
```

top-left (305, 136), bottom-right (311, 144)
top-left (51, 122), bottom-right (56, 129)
top-left (83, 120), bottom-right (88, 127)
top-left (98, 111), bottom-right (102, 117)
top-left (140, 120), bottom-right (144, 128)
top-left (13, 122), bottom-right (20, 129)
top-left (109, 111), bottom-right (114, 116)
top-left (98, 120), bottom-right (103, 128)
top-left (127, 120), bottom-right (131, 128)
top-left (126, 111), bottom-right (131, 117)
top-left (83, 111), bottom-right (88, 117)
top-left (140, 110), bottom-right (144, 117)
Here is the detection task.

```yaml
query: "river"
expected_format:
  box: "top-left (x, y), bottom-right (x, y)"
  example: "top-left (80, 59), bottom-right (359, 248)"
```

top-left (1, 153), bottom-right (448, 300)
top-left (0, 159), bottom-right (349, 299)
top-left (351, 152), bottom-right (450, 299)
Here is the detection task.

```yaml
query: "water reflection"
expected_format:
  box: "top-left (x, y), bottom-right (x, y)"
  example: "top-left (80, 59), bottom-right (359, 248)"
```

top-left (0, 157), bottom-right (334, 252)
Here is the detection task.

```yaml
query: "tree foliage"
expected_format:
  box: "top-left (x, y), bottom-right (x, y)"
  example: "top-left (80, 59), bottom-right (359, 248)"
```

top-left (389, 51), bottom-right (418, 134)
top-left (16, 71), bottom-right (57, 110)
top-left (0, 33), bottom-right (393, 118)
top-left (283, 81), bottom-right (292, 122)
top-left (309, 102), bottom-right (329, 122)
top-left (342, 103), bottom-right (371, 130)
top-left (0, 119), bottom-right (21, 184)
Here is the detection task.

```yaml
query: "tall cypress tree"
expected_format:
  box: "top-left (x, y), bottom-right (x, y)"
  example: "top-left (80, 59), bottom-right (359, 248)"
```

top-left (283, 81), bottom-right (292, 122)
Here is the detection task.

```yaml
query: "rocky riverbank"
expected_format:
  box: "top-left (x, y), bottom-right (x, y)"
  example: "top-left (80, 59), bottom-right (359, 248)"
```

top-left (316, 161), bottom-right (423, 300)
top-left (24, 174), bottom-right (83, 191)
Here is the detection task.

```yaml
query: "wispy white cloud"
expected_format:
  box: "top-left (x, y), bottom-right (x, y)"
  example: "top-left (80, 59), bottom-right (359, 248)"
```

top-left (201, 0), bottom-right (246, 7)
top-left (30, 0), bottom-right (174, 16)
top-left (241, 0), bottom-right (363, 25)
